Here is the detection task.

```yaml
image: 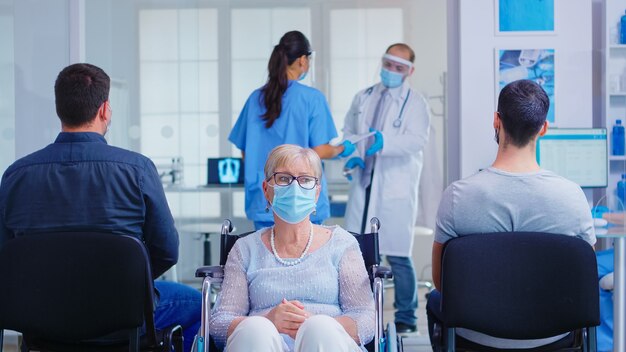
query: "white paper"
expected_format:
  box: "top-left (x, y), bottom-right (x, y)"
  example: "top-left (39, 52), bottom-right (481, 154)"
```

top-left (346, 131), bottom-right (376, 144)
top-left (329, 132), bottom-right (375, 146)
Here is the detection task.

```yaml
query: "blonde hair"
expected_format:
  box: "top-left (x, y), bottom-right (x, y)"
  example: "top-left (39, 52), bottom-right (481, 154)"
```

top-left (264, 144), bottom-right (322, 179)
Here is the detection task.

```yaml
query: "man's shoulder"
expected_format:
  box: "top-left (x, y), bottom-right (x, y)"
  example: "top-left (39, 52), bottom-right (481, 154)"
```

top-left (445, 169), bottom-right (492, 192)
top-left (103, 145), bottom-right (152, 166)
top-left (5, 143), bottom-right (152, 176)
top-left (2, 145), bottom-right (55, 176)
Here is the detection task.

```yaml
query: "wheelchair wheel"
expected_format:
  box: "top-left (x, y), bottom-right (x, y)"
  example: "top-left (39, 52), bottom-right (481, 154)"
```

top-left (386, 322), bottom-right (398, 352)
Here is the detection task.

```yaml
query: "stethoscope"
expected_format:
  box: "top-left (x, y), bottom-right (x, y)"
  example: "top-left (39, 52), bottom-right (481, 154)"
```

top-left (359, 85), bottom-right (411, 128)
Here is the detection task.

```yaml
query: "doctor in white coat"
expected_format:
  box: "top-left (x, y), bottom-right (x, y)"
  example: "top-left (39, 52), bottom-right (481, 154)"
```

top-left (342, 43), bottom-right (431, 333)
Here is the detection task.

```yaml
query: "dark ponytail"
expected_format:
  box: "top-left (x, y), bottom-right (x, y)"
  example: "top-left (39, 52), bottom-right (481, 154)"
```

top-left (261, 31), bottom-right (311, 128)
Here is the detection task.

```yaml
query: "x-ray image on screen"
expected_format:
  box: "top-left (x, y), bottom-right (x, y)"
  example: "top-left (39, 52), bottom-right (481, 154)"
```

top-left (218, 158), bottom-right (240, 183)
top-left (207, 158), bottom-right (245, 185)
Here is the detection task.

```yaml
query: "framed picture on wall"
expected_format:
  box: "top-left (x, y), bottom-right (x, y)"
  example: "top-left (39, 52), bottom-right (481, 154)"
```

top-left (496, 49), bottom-right (556, 124)
top-left (496, 0), bottom-right (556, 35)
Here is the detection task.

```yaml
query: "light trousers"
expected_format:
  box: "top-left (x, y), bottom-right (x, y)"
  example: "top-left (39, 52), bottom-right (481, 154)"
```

top-left (225, 315), bottom-right (361, 352)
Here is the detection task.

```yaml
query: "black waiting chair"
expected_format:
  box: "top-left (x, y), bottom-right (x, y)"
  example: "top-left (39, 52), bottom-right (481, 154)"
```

top-left (0, 232), bottom-right (183, 352)
top-left (438, 232), bottom-right (599, 352)
top-left (193, 218), bottom-right (402, 352)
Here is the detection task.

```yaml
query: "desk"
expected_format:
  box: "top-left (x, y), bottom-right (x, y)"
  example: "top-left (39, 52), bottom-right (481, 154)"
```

top-left (595, 226), bottom-right (626, 352)
top-left (178, 223), bottom-right (235, 266)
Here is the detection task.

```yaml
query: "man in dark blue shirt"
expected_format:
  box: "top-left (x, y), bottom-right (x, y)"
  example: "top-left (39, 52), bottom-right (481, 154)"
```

top-left (0, 63), bottom-right (200, 351)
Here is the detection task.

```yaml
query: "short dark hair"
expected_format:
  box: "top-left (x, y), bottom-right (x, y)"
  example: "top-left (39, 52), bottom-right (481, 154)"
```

top-left (54, 63), bottom-right (110, 127)
top-left (496, 79), bottom-right (549, 147)
top-left (386, 43), bottom-right (415, 63)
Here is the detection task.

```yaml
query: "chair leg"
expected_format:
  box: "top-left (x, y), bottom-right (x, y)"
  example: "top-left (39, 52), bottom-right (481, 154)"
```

top-left (129, 328), bottom-right (140, 352)
top-left (587, 327), bottom-right (597, 352)
top-left (172, 326), bottom-right (184, 352)
top-left (446, 327), bottom-right (455, 352)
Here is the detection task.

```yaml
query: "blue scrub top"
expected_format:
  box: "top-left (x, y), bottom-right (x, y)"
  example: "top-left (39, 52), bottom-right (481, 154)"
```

top-left (229, 81), bottom-right (338, 223)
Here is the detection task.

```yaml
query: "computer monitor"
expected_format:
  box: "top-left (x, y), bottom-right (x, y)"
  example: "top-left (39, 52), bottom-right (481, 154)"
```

top-left (207, 157), bottom-right (244, 185)
top-left (536, 128), bottom-right (607, 188)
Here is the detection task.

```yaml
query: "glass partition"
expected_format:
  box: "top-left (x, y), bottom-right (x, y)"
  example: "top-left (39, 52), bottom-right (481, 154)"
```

top-left (0, 1), bottom-right (15, 173)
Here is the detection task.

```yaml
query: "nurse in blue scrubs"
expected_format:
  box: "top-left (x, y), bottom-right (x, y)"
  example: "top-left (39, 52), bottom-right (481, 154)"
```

top-left (229, 30), bottom-right (353, 230)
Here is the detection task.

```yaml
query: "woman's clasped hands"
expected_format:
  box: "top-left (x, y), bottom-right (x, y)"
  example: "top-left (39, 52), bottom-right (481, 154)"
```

top-left (266, 298), bottom-right (312, 339)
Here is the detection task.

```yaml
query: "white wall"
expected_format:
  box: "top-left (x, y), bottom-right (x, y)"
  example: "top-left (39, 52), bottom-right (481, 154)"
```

top-left (455, 0), bottom-right (593, 178)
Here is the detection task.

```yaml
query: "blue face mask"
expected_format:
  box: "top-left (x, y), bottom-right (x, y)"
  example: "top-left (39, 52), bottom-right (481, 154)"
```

top-left (380, 68), bottom-right (405, 88)
top-left (298, 70), bottom-right (308, 81)
top-left (271, 182), bottom-right (316, 224)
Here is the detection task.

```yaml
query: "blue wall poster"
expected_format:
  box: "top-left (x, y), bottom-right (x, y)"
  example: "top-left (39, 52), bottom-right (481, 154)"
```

top-left (498, 49), bottom-right (555, 124)
top-left (498, 0), bottom-right (554, 33)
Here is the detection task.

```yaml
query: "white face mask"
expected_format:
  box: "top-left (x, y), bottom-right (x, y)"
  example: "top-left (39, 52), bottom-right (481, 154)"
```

top-left (104, 119), bottom-right (112, 136)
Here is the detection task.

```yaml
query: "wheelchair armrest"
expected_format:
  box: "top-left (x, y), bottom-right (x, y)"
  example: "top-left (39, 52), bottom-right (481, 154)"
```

top-left (195, 265), bottom-right (224, 278)
top-left (374, 265), bottom-right (393, 279)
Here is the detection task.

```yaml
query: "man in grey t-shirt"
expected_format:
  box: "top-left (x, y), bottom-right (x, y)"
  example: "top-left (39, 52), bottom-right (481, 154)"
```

top-left (426, 79), bottom-right (596, 350)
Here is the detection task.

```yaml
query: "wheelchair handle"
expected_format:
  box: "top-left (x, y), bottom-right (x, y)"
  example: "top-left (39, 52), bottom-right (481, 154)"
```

top-left (370, 217), bottom-right (380, 233)
top-left (221, 219), bottom-right (233, 235)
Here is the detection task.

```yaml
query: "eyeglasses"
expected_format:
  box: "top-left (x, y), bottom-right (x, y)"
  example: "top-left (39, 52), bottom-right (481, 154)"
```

top-left (267, 172), bottom-right (318, 190)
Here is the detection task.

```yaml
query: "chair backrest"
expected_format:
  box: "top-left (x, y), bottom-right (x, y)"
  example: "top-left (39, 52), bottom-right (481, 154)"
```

top-left (220, 231), bottom-right (253, 266)
top-left (350, 231), bottom-right (380, 270)
top-left (441, 232), bottom-right (600, 339)
top-left (0, 232), bottom-right (157, 344)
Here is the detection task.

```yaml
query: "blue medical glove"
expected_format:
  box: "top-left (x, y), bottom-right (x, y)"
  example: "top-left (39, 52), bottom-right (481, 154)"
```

top-left (365, 128), bottom-right (383, 156)
top-left (343, 157), bottom-right (365, 181)
top-left (338, 140), bottom-right (356, 158)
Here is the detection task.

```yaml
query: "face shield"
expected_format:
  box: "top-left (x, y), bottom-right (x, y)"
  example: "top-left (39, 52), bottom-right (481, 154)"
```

top-left (381, 54), bottom-right (413, 75)
top-left (380, 54), bottom-right (413, 88)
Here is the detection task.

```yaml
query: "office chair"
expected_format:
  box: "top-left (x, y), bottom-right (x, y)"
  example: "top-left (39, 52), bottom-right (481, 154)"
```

top-left (438, 232), bottom-right (599, 352)
top-left (0, 232), bottom-right (183, 352)
top-left (194, 218), bottom-right (402, 352)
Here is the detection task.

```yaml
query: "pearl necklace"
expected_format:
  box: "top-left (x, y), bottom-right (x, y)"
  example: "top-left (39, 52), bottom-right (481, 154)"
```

top-left (270, 224), bottom-right (314, 266)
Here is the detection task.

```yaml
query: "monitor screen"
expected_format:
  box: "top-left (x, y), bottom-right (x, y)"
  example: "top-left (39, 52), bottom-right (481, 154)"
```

top-left (536, 128), bottom-right (607, 188)
top-left (207, 157), bottom-right (244, 185)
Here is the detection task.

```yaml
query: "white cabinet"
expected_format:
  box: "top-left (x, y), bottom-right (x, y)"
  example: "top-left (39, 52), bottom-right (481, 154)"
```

top-left (605, 1), bottom-right (626, 206)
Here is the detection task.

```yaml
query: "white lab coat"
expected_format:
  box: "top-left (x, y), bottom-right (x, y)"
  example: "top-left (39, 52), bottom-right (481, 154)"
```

top-left (343, 82), bottom-right (431, 257)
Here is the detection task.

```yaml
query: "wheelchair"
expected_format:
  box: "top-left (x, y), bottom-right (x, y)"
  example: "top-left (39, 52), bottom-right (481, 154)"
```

top-left (193, 218), bottom-right (402, 352)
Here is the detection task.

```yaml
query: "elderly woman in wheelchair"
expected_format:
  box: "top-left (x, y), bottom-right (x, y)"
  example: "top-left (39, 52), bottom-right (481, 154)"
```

top-left (209, 144), bottom-right (375, 352)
